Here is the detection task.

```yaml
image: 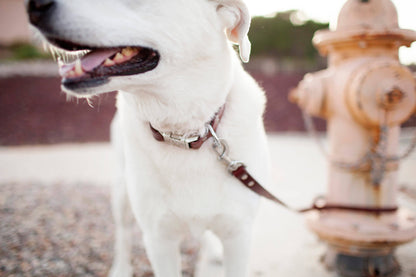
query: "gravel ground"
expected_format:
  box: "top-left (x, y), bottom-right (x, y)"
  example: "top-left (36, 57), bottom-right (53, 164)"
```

top-left (0, 182), bottom-right (199, 277)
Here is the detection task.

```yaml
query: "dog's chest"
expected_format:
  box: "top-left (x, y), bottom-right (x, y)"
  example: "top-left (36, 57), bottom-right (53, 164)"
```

top-left (125, 143), bottom-right (253, 236)
top-left (158, 183), bottom-right (248, 238)
top-left (158, 161), bottom-right (233, 216)
top-left (138, 173), bottom-right (243, 238)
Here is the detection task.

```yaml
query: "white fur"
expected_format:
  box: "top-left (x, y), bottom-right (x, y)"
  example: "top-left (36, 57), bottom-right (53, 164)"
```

top-left (31, 0), bottom-right (271, 276)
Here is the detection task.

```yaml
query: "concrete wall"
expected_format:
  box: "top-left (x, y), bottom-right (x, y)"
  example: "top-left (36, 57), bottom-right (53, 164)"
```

top-left (0, 0), bottom-right (30, 45)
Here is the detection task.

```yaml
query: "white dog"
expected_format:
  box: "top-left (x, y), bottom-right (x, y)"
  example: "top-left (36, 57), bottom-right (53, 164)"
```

top-left (26, 0), bottom-right (271, 276)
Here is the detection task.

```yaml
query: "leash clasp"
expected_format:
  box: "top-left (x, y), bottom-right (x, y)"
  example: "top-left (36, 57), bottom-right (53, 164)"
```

top-left (206, 124), bottom-right (245, 173)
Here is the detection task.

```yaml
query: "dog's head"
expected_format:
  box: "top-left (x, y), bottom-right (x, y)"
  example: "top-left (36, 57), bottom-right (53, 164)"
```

top-left (25, 0), bottom-right (252, 97)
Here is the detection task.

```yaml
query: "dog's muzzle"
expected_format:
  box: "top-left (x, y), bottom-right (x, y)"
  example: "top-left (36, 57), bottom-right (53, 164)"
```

top-left (26, 0), bottom-right (160, 93)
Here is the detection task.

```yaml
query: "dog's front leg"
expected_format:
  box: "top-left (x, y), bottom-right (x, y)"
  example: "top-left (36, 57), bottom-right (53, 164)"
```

top-left (143, 234), bottom-right (182, 277)
top-left (221, 228), bottom-right (253, 277)
top-left (109, 117), bottom-right (133, 277)
top-left (108, 178), bottom-right (133, 277)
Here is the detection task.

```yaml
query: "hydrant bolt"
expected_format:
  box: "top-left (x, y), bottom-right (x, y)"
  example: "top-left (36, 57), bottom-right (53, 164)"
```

top-left (380, 87), bottom-right (404, 109)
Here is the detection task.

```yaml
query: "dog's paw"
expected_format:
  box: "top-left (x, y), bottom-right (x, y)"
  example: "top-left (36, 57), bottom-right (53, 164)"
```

top-left (108, 263), bottom-right (133, 277)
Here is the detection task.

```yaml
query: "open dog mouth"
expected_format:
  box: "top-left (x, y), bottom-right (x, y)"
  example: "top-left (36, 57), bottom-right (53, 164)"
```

top-left (50, 38), bottom-right (160, 91)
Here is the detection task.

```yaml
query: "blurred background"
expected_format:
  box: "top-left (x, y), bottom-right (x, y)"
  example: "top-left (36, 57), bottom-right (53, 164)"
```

top-left (0, 0), bottom-right (415, 145)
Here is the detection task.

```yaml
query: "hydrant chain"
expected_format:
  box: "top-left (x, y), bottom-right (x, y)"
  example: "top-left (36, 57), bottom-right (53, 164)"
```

top-left (304, 109), bottom-right (416, 181)
top-left (370, 122), bottom-right (389, 186)
top-left (303, 110), bottom-right (373, 171)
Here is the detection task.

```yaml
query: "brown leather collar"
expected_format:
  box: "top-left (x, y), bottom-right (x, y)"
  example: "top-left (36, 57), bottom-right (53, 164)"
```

top-left (149, 105), bottom-right (225, 149)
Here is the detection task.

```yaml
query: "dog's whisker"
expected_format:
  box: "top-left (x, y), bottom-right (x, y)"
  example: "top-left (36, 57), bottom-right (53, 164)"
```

top-left (48, 44), bottom-right (66, 62)
top-left (65, 92), bottom-right (76, 102)
top-left (44, 42), bottom-right (90, 64)
top-left (49, 45), bottom-right (57, 61)
top-left (42, 41), bottom-right (49, 53)
top-left (86, 97), bottom-right (95, 108)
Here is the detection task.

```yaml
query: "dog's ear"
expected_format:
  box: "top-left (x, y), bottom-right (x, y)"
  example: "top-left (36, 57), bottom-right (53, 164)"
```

top-left (215, 0), bottom-right (251, 63)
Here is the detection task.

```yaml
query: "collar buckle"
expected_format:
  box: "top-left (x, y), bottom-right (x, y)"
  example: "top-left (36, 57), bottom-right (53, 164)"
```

top-left (160, 131), bottom-right (200, 149)
top-left (150, 104), bottom-right (225, 150)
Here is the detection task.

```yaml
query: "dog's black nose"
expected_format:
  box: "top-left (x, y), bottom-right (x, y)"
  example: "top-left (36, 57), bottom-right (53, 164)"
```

top-left (27, 0), bottom-right (55, 27)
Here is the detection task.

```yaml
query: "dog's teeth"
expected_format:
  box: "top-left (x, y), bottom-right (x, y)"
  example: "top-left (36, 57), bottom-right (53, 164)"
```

top-left (104, 58), bottom-right (116, 66)
top-left (57, 58), bottom-right (64, 67)
top-left (75, 59), bottom-right (84, 75)
top-left (121, 47), bottom-right (134, 57)
top-left (113, 53), bottom-right (125, 63)
top-left (113, 53), bottom-right (124, 63)
top-left (67, 70), bottom-right (76, 77)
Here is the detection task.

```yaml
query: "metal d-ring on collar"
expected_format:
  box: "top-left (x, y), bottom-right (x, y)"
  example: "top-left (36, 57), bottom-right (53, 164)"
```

top-left (206, 124), bottom-right (245, 173)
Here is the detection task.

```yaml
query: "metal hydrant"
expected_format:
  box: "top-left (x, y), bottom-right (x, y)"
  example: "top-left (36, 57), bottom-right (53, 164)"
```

top-left (291, 0), bottom-right (416, 276)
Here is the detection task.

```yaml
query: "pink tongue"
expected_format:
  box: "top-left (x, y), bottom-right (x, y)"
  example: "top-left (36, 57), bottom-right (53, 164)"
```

top-left (81, 48), bottom-right (119, 71)
top-left (59, 48), bottom-right (120, 77)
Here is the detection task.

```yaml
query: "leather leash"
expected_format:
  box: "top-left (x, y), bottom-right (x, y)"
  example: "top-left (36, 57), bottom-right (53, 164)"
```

top-left (231, 164), bottom-right (398, 214)
top-left (150, 106), bottom-right (398, 215)
top-left (206, 124), bottom-right (398, 214)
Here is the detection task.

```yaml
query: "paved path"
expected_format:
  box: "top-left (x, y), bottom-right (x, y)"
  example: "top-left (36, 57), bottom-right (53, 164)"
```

top-left (1, 134), bottom-right (415, 276)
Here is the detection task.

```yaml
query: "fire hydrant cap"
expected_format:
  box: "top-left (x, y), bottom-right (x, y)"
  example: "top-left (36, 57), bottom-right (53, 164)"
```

top-left (313, 0), bottom-right (416, 55)
top-left (337, 0), bottom-right (399, 31)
